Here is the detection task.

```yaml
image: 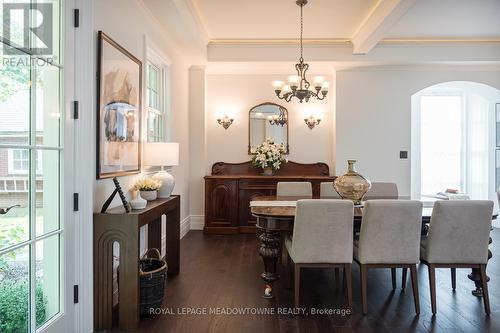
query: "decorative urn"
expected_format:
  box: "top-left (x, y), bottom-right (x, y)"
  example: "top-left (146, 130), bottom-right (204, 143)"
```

top-left (333, 160), bottom-right (371, 205)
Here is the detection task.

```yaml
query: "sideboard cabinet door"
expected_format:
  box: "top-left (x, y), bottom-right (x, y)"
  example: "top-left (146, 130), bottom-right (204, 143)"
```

top-left (205, 179), bottom-right (238, 229)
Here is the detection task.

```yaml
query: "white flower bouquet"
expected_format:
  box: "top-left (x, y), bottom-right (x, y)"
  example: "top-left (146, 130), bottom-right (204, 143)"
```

top-left (251, 138), bottom-right (287, 174)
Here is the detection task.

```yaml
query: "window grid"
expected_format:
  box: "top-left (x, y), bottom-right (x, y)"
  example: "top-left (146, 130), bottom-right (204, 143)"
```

top-left (146, 63), bottom-right (164, 142)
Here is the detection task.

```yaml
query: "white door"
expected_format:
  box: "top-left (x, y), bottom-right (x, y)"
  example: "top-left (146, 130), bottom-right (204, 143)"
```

top-left (0, 1), bottom-right (75, 332)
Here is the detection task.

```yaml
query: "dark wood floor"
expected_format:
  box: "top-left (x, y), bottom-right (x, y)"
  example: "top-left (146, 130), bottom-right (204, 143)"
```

top-left (136, 228), bottom-right (500, 333)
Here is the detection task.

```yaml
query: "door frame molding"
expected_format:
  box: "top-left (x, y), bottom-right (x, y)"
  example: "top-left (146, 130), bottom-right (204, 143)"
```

top-left (71, 0), bottom-right (95, 332)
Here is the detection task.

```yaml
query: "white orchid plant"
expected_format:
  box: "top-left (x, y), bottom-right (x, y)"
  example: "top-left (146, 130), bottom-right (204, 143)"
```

top-left (251, 138), bottom-right (287, 170)
top-left (133, 178), bottom-right (162, 192)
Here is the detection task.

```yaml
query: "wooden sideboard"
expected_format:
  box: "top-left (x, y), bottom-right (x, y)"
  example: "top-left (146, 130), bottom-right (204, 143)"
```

top-left (204, 161), bottom-right (335, 234)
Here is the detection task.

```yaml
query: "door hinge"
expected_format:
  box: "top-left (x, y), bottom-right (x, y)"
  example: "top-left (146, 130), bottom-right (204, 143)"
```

top-left (73, 193), bottom-right (79, 212)
top-left (73, 100), bottom-right (79, 119)
top-left (74, 285), bottom-right (79, 304)
top-left (74, 9), bottom-right (80, 28)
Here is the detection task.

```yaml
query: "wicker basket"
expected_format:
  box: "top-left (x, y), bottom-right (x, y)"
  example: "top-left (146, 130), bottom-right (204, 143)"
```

top-left (139, 248), bottom-right (168, 316)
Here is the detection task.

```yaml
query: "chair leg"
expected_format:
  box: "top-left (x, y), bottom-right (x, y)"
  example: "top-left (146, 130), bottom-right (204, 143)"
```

top-left (428, 264), bottom-right (437, 315)
top-left (344, 264), bottom-right (353, 312)
top-left (451, 268), bottom-right (456, 291)
top-left (410, 265), bottom-right (420, 315)
top-left (402, 267), bottom-right (408, 290)
top-left (391, 268), bottom-right (396, 290)
top-left (335, 267), bottom-right (340, 287)
top-left (360, 264), bottom-right (368, 315)
top-left (294, 264), bottom-right (301, 308)
top-left (479, 264), bottom-right (491, 315)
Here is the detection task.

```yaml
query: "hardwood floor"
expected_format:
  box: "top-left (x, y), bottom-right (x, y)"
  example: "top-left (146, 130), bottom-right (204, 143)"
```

top-left (136, 228), bottom-right (500, 333)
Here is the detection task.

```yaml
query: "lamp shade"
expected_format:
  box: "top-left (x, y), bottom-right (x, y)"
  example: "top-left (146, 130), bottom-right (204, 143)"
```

top-left (143, 142), bottom-right (179, 167)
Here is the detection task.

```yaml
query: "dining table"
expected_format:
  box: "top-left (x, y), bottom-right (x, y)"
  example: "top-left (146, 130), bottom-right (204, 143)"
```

top-left (250, 195), bottom-right (496, 299)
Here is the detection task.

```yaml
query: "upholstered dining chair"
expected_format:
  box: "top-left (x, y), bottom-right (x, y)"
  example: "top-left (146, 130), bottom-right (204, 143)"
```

top-left (277, 182), bottom-right (312, 197)
top-left (420, 200), bottom-right (493, 315)
top-left (354, 200), bottom-right (422, 315)
top-left (285, 199), bottom-right (354, 309)
top-left (320, 182), bottom-right (341, 198)
top-left (364, 182), bottom-right (398, 200)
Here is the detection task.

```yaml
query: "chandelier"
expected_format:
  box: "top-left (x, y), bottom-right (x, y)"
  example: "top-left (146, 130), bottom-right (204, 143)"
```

top-left (272, 0), bottom-right (329, 103)
top-left (268, 106), bottom-right (288, 126)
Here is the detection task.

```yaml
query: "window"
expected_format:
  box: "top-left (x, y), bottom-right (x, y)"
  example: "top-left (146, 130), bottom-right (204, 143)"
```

top-left (8, 149), bottom-right (42, 174)
top-left (147, 63), bottom-right (164, 142)
top-left (0, 0), bottom-right (64, 331)
top-left (411, 82), bottom-right (500, 202)
top-left (146, 48), bottom-right (170, 142)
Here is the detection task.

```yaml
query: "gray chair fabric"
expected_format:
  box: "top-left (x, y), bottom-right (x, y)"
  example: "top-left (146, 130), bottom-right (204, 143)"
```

top-left (320, 182), bottom-right (341, 198)
top-left (355, 200), bottom-right (422, 264)
top-left (421, 200), bottom-right (493, 264)
top-left (285, 199), bottom-right (354, 264)
top-left (277, 182), bottom-right (312, 197)
top-left (364, 182), bottom-right (398, 200)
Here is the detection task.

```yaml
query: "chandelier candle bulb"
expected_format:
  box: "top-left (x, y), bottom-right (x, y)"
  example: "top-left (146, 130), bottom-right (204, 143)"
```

top-left (313, 76), bottom-right (325, 88)
top-left (288, 75), bottom-right (300, 88)
top-left (272, 80), bottom-right (284, 91)
top-left (321, 81), bottom-right (330, 91)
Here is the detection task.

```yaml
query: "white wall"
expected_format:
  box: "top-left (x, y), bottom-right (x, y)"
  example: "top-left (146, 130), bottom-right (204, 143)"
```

top-left (336, 67), bottom-right (500, 196)
top-left (185, 72), bottom-right (335, 216)
top-left (92, 0), bottom-right (197, 224)
top-left (205, 73), bottom-right (335, 171)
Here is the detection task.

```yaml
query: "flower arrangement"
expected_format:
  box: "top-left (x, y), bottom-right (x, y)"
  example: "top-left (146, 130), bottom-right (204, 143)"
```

top-left (133, 178), bottom-right (162, 192)
top-left (251, 138), bottom-right (287, 173)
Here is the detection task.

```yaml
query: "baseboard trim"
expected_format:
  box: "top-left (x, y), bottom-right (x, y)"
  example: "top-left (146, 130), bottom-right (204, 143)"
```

top-left (189, 215), bottom-right (204, 231)
top-left (180, 216), bottom-right (190, 239)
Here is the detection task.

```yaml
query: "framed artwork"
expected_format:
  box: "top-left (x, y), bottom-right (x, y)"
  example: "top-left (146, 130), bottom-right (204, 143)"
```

top-left (96, 31), bottom-right (142, 179)
top-left (496, 103), bottom-right (500, 147)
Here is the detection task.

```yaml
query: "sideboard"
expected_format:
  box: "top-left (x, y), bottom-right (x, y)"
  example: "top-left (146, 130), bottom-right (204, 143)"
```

top-left (204, 161), bottom-right (335, 234)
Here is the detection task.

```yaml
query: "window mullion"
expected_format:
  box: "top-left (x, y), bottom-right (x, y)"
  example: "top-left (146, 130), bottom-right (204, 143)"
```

top-left (29, 12), bottom-right (37, 332)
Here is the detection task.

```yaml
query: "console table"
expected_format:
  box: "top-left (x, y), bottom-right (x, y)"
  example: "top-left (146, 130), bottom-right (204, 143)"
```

top-left (204, 161), bottom-right (335, 234)
top-left (93, 196), bottom-right (180, 332)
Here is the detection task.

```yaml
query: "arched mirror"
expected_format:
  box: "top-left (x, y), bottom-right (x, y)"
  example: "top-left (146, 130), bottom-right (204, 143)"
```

top-left (248, 102), bottom-right (289, 154)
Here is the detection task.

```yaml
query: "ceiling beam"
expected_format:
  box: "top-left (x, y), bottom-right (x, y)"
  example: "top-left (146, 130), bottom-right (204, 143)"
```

top-left (351, 0), bottom-right (417, 55)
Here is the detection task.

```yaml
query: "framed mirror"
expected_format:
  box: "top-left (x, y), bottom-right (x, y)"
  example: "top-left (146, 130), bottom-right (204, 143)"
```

top-left (248, 102), bottom-right (289, 154)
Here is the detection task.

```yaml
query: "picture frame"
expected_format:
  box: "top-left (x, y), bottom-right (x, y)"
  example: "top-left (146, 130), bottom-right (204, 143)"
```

top-left (96, 31), bottom-right (142, 179)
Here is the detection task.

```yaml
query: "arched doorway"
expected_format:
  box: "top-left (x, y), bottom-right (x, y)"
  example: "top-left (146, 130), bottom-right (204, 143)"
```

top-left (411, 81), bottom-right (500, 202)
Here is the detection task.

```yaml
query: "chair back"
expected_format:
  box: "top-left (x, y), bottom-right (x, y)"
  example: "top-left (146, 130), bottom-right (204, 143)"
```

top-left (426, 200), bottom-right (493, 264)
top-left (358, 200), bottom-right (422, 264)
top-left (277, 182), bottom-right (312, 197)
top-left (320, 182), bottom-right (341, 198)
top-left (364, 182), bottom-right (398, 200)
top-left (291, 199), bottom-right (354, 263)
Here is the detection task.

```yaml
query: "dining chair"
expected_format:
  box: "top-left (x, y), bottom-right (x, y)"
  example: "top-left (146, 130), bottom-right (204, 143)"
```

top-left (277, 182), bottom-right (312, 197)
top-left (364, 182), bottom-right (398, 200)
top-left (420, 200), bottom-right (493, 315)
top-left (284, 199), bottom-right (354, 310)
top-left (354, 200), bottom-right (422, 315)
top-left (320, 182), bottom-right (341, 198)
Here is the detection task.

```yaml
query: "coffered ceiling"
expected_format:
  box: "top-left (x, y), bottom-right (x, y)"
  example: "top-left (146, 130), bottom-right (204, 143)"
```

top-left (142, 0), bottom-right (500, 56)
top-left (192, 0), bottom-right (377, 40)
top-left (191, 0), bottom-right (500, 40)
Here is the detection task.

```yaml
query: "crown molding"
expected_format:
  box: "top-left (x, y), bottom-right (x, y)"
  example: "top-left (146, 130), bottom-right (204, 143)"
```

top-left (208, 37), bottom-right (500, 48)
top-left (380, 37), bottom-right (500, 44)
top-left (208, 38), bottom-right (351, 46)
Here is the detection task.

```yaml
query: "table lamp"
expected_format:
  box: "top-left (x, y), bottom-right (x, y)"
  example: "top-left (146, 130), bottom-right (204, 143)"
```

top-left (143, 142), bottom-right (179, 198)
